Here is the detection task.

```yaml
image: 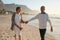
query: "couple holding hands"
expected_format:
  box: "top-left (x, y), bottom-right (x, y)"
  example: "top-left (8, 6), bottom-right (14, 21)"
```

top-left (11, 6), bottom-right (53, 40)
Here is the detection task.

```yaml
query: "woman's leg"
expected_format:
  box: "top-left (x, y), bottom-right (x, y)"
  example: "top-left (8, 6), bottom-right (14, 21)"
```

top-left (19, 35), bottom-right (21, 40)
top-left (14, 34), bottom-right (16, 40)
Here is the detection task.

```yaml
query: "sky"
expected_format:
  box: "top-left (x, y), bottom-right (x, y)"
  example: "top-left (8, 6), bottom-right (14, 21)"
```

top-left (2, 0), bottom-right (60, 15)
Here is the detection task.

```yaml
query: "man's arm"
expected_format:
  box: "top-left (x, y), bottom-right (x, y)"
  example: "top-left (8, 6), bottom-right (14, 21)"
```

top-left (28, 14), bottom-right (39, 22)
top-left (48, 18), bottom-right (52, 27)
top-left (25, 14), bottom-right (39, 24)
top-left (48, 16), bottom-right (53, 32)
top-left (15, 23), bottom-right (20, 28)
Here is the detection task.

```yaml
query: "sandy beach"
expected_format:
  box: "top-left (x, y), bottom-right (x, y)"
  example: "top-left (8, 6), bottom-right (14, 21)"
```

top-left (0, 15), bottom-right (55, 40)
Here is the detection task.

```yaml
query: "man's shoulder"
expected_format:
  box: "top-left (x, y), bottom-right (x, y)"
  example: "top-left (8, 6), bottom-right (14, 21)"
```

top-left (44, 13), bottom-right (49, 17)
top-left (44, 12), bottom-right (48, 15)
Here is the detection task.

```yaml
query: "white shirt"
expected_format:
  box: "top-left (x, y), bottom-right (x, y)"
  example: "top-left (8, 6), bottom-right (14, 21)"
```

top-left (15, 13), bottom-right (21, 26)
top-left (28, 13), bottom-right (52, 29)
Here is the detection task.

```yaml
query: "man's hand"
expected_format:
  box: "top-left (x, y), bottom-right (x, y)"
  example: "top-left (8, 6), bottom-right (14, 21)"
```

top-left (51, 26), bottom-right (53, 32)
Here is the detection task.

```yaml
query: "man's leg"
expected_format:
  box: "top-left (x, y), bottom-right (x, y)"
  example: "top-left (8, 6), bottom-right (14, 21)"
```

top-left (39, 29), bottom-right (46, 40)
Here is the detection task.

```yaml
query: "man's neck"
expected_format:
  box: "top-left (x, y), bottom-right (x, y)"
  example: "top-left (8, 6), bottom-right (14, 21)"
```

top-left (41, 12), bottom-right (45, 14)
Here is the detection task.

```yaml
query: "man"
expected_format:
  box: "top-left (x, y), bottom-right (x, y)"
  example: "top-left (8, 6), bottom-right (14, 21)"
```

top-left (26, 6), bottom-right (53, 40)
top-left (12, 7), bottom-right (24, 40)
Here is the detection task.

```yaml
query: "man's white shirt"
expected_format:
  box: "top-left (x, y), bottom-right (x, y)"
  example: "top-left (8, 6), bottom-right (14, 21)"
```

top-left (15, 13), bottom-right (21, 26)
top-left (28, 13), bottom-right (52, 29)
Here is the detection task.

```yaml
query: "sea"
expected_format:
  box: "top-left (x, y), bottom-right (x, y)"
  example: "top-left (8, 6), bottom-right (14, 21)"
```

top-left (22, 15), bottom-right (60, 40)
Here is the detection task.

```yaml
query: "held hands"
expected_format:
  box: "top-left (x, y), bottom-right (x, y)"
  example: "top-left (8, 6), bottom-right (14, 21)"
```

top-left (24, 21), bottom-right (28, 24)
top-left (21, 21), bottom-right (28, 24)
top-left (20, 19), bottom-right (28, 24)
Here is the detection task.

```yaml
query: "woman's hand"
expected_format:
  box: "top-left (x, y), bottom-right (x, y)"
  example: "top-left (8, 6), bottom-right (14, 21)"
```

top-left (19, 27), bottom-right (23, 30)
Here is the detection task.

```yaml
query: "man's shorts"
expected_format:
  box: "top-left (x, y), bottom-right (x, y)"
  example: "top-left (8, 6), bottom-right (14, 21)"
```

top-left (13, 26), bottom-right (21, 35)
